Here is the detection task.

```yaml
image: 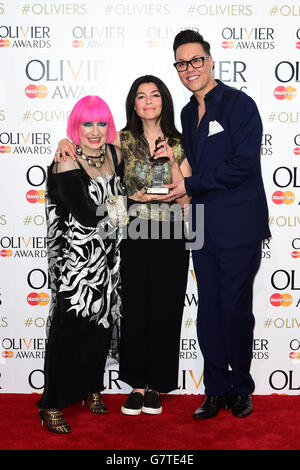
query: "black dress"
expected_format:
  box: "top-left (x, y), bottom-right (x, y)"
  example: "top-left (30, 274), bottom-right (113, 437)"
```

top-left (37, 146), bottom-right (123, 409)
top-left (118, 131), bottom-right (189, 393)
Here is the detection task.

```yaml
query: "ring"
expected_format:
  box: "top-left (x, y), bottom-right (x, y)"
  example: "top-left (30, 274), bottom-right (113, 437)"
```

top-left (164, 146), bottom-right (168, 151)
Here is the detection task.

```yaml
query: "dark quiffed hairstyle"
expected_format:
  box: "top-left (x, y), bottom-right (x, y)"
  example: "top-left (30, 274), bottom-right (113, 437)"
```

top-left (123, 75), bottom-right (181, 140)
top-left (173, 29), bottom-right (211, 57)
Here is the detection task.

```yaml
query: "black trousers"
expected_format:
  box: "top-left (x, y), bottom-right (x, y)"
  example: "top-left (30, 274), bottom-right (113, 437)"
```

top-left (192, 233), bottom-right (262, 396)
top-left (119, 220), bottom-right (189, 393)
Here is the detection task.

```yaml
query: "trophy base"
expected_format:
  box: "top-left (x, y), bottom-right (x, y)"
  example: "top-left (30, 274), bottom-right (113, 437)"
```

top-left (147, 187), bottom-right (169, 195)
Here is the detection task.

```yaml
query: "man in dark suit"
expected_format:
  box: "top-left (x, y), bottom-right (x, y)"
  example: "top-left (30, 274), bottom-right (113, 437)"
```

top-left (160, 29), bottom-right (271, 418)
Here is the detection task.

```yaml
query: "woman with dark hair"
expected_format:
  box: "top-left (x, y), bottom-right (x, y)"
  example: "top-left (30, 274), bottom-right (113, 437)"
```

top-left (37, 95), bottom-right (123, 433)
top-left (123, 75), bottom-right (182, 139)
top-left (55, 75), bottom-right (192, 416)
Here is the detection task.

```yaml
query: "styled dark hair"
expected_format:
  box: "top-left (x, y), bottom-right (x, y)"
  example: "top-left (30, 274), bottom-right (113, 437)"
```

top-left (173, 29), bottom-right (211, 57)
top-left (123, 75), bottom-right (181, 140)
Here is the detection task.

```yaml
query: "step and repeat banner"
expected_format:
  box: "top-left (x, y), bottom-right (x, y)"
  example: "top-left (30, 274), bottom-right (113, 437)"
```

top-left (0, 0), bottom-right (300, 396)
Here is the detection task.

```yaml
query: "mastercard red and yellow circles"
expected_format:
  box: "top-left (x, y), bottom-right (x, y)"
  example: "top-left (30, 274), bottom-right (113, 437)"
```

top-left (0, 39), bottom-right (10, 47)
top-left (272, 191), bottom-right (295, 204)
top-left (26, 189), bottom-right (47, 204)
top-left (274, 85), bottom-right (297, 100)
top-left (291, 251), bottom-right (300, 259)
top-left (0, 249), bottom-right (13, 258)
top-left (27, 292), bottom-right (50, 306)
top-left (25, 84), bottom-right (48, 99)
top-left (0, 145), bottom-right (12, 154)
top-left (270, 293), bottom-right (293, 307)
top-left (1, 351), bottom-right (14, 359)
top-left (289, 352), bottom-right (300, 360)
top-left (294, 148), bottom-right (300, 156)
top-left (221, 41), bottom-right (234, 49)
top-left (147, 41), bottom-right (159, 48)
top-left (72, 40), bottom-right (85, 48)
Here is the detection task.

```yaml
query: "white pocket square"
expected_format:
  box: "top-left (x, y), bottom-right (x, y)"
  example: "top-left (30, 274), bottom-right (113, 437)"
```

top-left (208, 120), bottom-right (224, 136)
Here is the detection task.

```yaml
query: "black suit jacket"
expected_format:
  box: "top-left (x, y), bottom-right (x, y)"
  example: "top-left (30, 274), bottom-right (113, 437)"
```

top-left (182, 80), bottom-right (271, 249)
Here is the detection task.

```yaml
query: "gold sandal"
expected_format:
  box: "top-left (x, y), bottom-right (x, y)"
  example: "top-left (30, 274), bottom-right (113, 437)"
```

top-left (83, 392), bottom-right (107, 414)
top-left (38, 408), bottom-right (71, 434)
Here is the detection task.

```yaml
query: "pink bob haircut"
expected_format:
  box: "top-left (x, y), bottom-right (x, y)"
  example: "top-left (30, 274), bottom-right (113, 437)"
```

top-left (67, 95), bottom-right (116, 145)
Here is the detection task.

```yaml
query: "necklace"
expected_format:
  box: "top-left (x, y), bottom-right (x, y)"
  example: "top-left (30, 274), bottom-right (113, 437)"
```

top-left (75, 144), bottom-right (106, 168)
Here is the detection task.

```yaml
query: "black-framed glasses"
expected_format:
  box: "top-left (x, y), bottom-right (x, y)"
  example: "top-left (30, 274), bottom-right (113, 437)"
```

top-left (173, 56), bottom-right (210, 72)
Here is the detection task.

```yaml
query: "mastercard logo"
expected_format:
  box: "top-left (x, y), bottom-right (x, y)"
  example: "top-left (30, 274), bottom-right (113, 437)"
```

top-left (25, 84), bottom-right (48, 99)
top-left (2, 351), bottom-right (14, 359)
top-left (289, 352), bottom-right (300, 360)
top-left (26, 189), bottom-right (46, 204)
top-left (72, 40), bottom-right (85, 48)
top-left (270, 293), bottom-right (293, 307)
top-left (291, 251), bottom-right (300, 258)
top-left (272, 190), bottom-right (295, 205)
top-left (274, 85), bottom-right (297, 100)
top-left (296, 42), bottom-right (300, 49)
top-left (147, 40), bottom-right (159, 48)
top-left (0, 145), bottom-right (12, 154)
top-left (221, 41), bottom-right (234, 49)
top-left (294, 148), bottom-right (300, 156)
top-left (0, 39), bottom-right (10, 47)
top-left (27, 292), bottom-right (50, 306)
top-left (0, 249), bottom-right (13, 257)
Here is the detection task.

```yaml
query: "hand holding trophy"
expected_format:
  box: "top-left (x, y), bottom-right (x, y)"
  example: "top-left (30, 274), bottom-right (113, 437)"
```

top-left (147, 137), bottom-right (170, 195)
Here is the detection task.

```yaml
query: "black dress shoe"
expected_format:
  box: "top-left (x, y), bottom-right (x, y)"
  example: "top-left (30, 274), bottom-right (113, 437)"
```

top-left (231, 394), bottom-right (253, 418)
top-left (193, 395), bottom-right (228, 420)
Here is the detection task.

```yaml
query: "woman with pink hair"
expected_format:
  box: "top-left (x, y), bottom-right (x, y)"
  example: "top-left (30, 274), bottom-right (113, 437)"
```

top-left (37, 95), bottom-right (124, 434)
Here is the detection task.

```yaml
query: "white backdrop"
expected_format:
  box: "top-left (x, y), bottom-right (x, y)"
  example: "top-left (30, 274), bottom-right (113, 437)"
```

top-left (0, 0), bottom-right (300, 396)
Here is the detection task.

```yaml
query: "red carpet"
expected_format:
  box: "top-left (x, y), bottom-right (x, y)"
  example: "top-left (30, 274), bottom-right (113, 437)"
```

top-left (0, 393), bottom-right (299, 451)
